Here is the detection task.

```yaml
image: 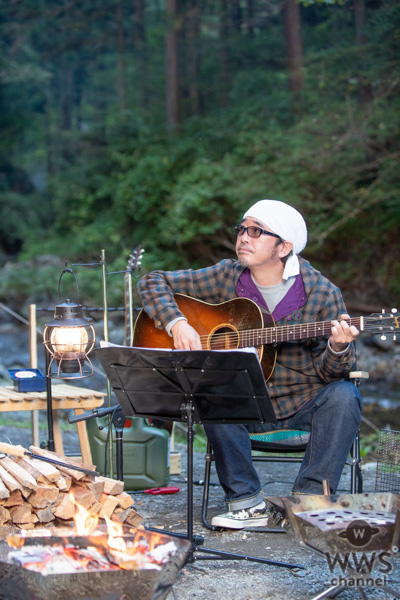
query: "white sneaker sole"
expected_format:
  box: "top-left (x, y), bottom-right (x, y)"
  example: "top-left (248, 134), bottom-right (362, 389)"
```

top-left (211, 515), bottom-right (270, 529)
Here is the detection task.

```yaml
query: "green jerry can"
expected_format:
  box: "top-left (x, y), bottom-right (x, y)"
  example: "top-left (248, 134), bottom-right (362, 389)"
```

top-left (86, 415), bottom-right (170, 491)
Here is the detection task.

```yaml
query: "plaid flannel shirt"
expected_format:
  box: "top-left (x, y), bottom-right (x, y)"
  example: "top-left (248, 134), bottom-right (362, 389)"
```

top-left (137, 257), bottom-right (357, 419)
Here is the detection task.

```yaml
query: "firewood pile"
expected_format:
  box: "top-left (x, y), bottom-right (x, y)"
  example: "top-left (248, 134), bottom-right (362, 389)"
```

top-left (0, 444), bottom-right (142, 531)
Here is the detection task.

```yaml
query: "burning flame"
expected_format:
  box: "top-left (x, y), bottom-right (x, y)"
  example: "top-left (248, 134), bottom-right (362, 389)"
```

top-left (69, 491), bottom-right (99, 535)
top-left (103, 515), bottom-right (127, 553)
top-left (69, 491), bottom-right (127, 553)
top-left (43, 491), bottom-right (173, 571)
top-left (6, 499), bottom-right (175, 575)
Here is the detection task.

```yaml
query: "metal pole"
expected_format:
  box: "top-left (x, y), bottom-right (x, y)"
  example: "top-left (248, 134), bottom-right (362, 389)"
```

top-left (101, 249), bottom-right (114, 478)
top-left (29, 304), bottom-right (40, 447)
top-left (45, 348), bottom-right (55, 451)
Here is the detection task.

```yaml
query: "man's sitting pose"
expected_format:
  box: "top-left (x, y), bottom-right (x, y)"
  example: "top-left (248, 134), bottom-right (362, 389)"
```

top-left (137, 199), bottom-right (362, 529)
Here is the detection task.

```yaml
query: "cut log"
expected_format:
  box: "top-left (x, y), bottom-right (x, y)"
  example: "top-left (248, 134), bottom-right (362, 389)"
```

top-left (81, 480), bottom-right (105, 503)
top-left (10, 503), bottom-right (33, 524)
top-left (52, 493), bottom-right (75, 520)
top-left (29, 446), bottom-right (96, 479)
top-left (2, 489), bottom-right (23, 507)
top-left (87, 501), bottom-right (103, 515)
top-left (0, 456), bottom-right (38, 491)
top-left (69, 484), bottom-right (96, 510)
top-left (115, 492), bottom-right (134, 510)
top-left (29, 484), bottom-right (60, 509)
top-left (0, 477), bottom-right (10, 500)
top-left (55, 473), bottom-right (72, 491)
top-left (0, 506), bottom-right (11, 526)
top-left (13, 455), bottom-right (60, 483)
top-left (99, 494), bottom-right (120, 519)
top-left (95, 476), bottom-right (124, 496)
top-left (35, 507), bottom-right (55, 524)
top-left (12, 456), bottom-right (42, 481)
top-left (0, 442), bottom-right (143, 530)
top-left (0, 463), bottom-right (25, 495)
top-left (123, 508), bottom-right (143, 528)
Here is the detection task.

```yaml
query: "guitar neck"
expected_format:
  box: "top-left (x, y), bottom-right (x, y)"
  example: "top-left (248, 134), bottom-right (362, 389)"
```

top-left (240, 316), bottom-right (363, 347)
top-left (124, 271), bottom-right (134, 346)
top-left (124, 245), bottom-right (144, 346)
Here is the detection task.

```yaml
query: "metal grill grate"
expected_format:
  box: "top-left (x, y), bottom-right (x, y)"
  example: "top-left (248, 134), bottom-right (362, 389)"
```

top-left (375, 429), bottom-right (400, 493)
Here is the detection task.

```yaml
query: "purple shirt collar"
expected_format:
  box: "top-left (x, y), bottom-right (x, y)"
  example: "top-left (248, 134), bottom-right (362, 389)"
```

top-left (236, 268), bottom-right (306, 323)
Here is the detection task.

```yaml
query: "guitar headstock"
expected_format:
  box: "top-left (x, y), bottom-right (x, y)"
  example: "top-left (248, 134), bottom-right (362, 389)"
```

top-left (364, 308), bottom-right (399, 340)
top-left (126, 245), bottom-right (145, 278)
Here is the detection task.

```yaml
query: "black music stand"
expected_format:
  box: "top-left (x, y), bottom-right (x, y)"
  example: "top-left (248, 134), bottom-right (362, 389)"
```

top-left (96, 345), bottom-right (303, 570)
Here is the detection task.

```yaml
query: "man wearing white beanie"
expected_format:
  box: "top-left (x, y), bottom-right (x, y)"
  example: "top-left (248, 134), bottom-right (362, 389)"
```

top-left (137, 199), bottom-right (362, 529)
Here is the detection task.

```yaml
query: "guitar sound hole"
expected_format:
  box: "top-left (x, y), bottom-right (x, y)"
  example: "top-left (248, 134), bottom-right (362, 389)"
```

top-left (209, 326), bottom-right (239, 350)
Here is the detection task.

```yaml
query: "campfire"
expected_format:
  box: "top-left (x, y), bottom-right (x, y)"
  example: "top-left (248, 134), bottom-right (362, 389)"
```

top-left (6, 491), bottom-right (180, 575)
top-left (0, 444), bottom-right (191, 599)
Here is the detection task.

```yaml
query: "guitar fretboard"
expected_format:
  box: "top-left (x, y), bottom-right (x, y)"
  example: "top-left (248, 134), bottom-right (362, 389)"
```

top-left (239, 317), bottom-right (363, 347)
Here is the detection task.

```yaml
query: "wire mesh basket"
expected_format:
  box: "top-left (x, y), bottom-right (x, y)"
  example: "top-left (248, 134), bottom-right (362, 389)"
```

top-left (375, 429), bottom-right (400, 493)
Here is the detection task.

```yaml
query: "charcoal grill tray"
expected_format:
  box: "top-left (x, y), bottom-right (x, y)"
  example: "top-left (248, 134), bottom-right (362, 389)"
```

top-left (266, 493), bottom-right (400, 599)
top-left (278, 492), bottom-right (400, 554)
top-left (0, 528), bottom-right (191, 600)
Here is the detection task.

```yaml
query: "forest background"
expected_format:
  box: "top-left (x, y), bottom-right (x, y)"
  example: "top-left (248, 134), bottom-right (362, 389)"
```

top-left (0, 0), bottom-right (399, 315)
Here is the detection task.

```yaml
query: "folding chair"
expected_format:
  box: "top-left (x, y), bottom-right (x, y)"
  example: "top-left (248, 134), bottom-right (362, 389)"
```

top-left (201, 371), bottom-right (367, 530)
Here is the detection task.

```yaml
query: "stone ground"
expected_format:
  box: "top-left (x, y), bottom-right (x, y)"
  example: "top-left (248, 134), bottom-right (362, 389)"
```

top-left (138, 445), bottom-right (400, 600)
top-left (0, 417), bottom-right (399, 600)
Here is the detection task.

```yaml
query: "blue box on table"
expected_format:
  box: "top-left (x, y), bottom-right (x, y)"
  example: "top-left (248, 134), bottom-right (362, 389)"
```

top-left (7, 368), bottom-right (47, 393)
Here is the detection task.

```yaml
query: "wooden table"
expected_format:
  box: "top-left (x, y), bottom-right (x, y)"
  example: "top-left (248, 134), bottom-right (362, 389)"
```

top-left (0, 384), bottom-right (106, 465)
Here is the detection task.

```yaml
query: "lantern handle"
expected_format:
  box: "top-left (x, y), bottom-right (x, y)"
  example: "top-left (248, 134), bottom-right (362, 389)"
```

top-left (57, 262), bottom-right (81, 305)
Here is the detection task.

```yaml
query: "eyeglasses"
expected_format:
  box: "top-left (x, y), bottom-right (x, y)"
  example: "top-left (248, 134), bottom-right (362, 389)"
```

top-left (232, 224), bottom-right (282, 240)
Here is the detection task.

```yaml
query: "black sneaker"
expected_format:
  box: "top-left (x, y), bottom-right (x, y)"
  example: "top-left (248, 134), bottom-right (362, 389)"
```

top-left (211, 501), bottom-right (269, 529)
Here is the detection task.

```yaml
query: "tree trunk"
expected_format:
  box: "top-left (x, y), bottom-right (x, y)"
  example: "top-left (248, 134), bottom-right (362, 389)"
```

top-left (354, 0), bottom-right (370, 103)
top-left (58, 61), bottom-right (74, 165)
top-left (283, 0), bottom-right (304, 94)
top-left (44, 93), bottom-right (55, 176)
top-left (133, 0), bottom-right (147, 110)
top-left (116, 0), bottom-right (127, 116)
top-left (165, 0), bottom-right (180, 133)
top-left (187, 1), bottom-right (199, 116)
top-left (219, 0), bottom-right (230, 108)
top-left (354, 0), bottom-right (366, 46)
top-left (246, 0), bottom-right (255, 39)
top-left (231, 0), bottom-right (242, 32)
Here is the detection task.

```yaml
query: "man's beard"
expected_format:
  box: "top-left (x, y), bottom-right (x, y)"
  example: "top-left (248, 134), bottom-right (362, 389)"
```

top-left (238, 255), bottom-right (251, 268)
top-left (237, 247), bottom-right (278, 269)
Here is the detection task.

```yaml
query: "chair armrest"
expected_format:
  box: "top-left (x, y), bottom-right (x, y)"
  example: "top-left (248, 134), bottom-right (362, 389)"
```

top-left (349, 371), bottom-right (369, 379)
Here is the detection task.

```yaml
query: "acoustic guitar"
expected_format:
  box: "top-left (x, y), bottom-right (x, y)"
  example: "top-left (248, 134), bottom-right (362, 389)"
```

top-left (132, 294), bottom-right (399, 381)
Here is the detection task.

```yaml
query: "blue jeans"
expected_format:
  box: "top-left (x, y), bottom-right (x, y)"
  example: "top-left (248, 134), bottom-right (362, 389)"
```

top-left (203, 380), bottom-right (363, 511)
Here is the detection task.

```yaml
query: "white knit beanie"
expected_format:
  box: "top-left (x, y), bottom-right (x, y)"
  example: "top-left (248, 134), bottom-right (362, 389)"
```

top-left (243, 199), bottom-right (307, 279)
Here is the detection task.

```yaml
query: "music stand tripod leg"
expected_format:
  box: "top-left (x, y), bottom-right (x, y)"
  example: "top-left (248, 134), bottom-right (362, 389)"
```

top-left (95, 346), bottom-right (305, 571)
top-left (182, 400), bottom-right (303, 571)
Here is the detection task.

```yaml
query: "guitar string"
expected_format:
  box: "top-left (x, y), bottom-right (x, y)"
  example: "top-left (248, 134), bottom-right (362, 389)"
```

top-left (194, 315), bottom-right (395, 348)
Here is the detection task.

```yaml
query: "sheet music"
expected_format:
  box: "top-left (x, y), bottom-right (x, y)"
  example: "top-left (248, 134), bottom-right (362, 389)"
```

top-left (99, 340), bottom-right (259, 357)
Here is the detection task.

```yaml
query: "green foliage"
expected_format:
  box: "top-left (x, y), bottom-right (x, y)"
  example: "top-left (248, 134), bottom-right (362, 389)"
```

top-left (360, 431), bottom-right (380, 462)
top-left (0, 0), bottom-right (399, 311)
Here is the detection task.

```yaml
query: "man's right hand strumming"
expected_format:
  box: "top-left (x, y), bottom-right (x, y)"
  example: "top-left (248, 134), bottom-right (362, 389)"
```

top-left (171, 320), bottom-right (202, 350)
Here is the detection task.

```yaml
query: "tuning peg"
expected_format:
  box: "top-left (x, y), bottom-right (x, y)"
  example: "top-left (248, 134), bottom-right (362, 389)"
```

top-left (391, 308), bottom-right (398, 313)
top-left (381, 335), bottom-right (387, 341)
